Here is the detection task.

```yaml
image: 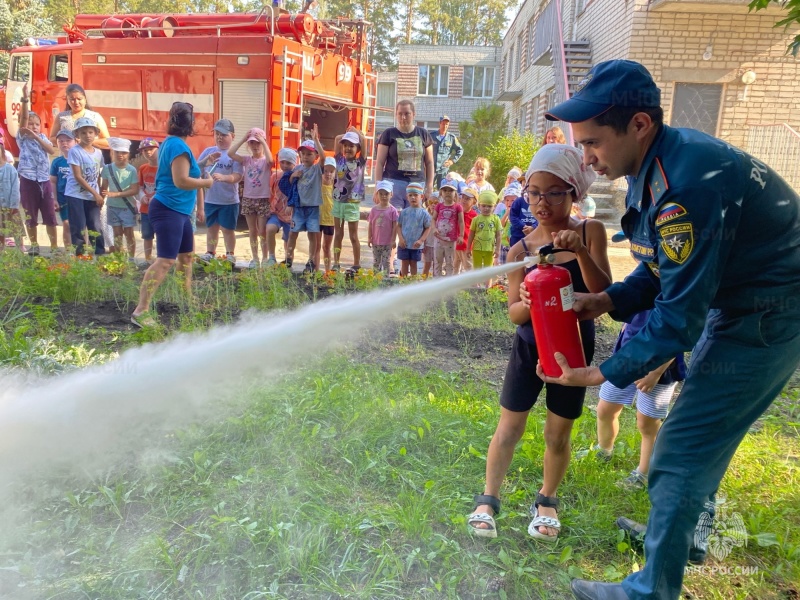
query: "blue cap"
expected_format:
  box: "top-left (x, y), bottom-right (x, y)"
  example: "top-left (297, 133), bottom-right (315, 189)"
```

top-left (611, 231), bottom-right (627, 243)
top-left (439, 177), bottom-right (458, 190)
top-left (545, 60), bottom-right (661, 123)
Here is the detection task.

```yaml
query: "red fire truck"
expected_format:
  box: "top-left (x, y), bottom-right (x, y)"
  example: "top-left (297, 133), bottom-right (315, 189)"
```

top-left (1, 10), bottom-right (378, 164)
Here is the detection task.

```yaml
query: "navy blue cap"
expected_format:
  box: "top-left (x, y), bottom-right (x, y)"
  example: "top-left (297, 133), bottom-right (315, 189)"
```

top-left (545, 60), bottom-right (661, 123)
top-left (611, 231), bottom-right (627, 243)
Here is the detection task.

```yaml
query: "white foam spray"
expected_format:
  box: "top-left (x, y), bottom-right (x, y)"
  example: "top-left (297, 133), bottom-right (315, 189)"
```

top-left (0, 261), bottom-right (529, 491)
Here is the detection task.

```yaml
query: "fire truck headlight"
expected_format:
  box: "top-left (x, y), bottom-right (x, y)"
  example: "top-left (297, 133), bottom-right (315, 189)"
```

top-left (237, 56), bottom-right (249, 66)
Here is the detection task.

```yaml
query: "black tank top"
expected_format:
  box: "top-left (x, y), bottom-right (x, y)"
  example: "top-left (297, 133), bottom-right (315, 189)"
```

top-left (517, 221), bottom-right (596, 364)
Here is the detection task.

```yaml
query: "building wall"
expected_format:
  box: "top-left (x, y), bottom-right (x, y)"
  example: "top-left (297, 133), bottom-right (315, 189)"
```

top-left (574, 0), bottom-right (635, 65)
top-left (394, 44), bottom-right (501, 135)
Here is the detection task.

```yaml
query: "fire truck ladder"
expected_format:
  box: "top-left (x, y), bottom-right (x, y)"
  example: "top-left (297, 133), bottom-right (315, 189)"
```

top-left (279, 49), bottom-right (305, 149)
top-left (363, 71), bottom-right (378, 179)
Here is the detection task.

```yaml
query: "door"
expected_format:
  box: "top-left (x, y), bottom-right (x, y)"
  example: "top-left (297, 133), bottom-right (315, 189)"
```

top-left (219, 79), bottom-right (267, 155)
top-left (5, 52), bottom-right (33, 139)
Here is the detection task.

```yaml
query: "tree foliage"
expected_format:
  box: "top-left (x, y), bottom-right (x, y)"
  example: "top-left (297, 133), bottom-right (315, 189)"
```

top-left (0, 0), bottom-right (56, 78)
top-left (749, 0), bottom-right (800, 56)
top-left (413, 0), bottom-right (516, 46)
top-left (457, 104), bottom-right (508, 180)
top-left (323, 0), bottom-right (400, 69)
top-left (486, 129), bottom-right (539, 191)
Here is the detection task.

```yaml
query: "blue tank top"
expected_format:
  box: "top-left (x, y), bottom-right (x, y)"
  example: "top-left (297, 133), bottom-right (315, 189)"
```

top-left (517, 221), bottom-right (596, 365)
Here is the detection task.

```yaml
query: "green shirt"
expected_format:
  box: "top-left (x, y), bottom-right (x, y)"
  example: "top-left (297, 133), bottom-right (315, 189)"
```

top-left (102, 163), bottom-right (138, 209)
top-left (470, 213), bottom-right (502, 253)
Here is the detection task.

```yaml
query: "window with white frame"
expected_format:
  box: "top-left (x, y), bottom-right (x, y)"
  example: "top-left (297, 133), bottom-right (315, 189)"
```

top-left (463, 66), bottom-right (495, 98)
top-left (519, 102), bottom-right (527, 132)
top-left (418, 65), bottom-right (450, 97)
top-left (507, 44), bottom-right (514, 85)
top-left (527, 19), bottom-right (535, 67)
top-left (515, 37), bottom-right (523, 78)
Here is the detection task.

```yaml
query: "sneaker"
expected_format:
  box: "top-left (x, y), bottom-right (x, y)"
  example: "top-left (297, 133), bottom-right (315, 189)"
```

top-left (248, 259), bottom-right (259, 268)
top-left (226, 253), bottom-right (236, 265)
top-left (282, 258), bottom-right (293, 269)
top-left (331, 264), bottom-right (340, 272)
top-left (303, 260), bottom-right (315, 274)
top-left (617, 469), bottom-right (648, 491)
top-left (198, 252), bottom-right (214, 263)
top-left (264, 256), bottom-right (277, 267)
top-left (575, 444), bottom-right (612, 462)
top-left (27, 245), bottom-right (40, 257)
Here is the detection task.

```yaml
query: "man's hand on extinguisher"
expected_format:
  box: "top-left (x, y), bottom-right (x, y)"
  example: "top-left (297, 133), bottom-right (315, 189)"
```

top-left (572, 291), bottom-right (614, 321)
top-left (536, 354), bottom-right (605, 387)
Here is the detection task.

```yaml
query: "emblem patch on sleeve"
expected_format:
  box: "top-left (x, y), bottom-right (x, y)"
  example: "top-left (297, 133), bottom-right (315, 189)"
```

top-left (655, 202), bottom-right (687, 227)
top-left (659, 222), bottom-right (693, 264)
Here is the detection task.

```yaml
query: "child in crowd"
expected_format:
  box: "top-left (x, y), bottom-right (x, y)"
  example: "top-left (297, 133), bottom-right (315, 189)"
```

top-left (455, 185), bottom-right (477, 274)
top-left (281, 125), bottom-right (324, 273)
top-left (433, 179), bottom-right (464, 276)
top-left (591, 307), bottom-right (686, 490)
top-left (49, 129), bottom-right (75, 251)
top-left (367, 180), bottom-right (398, 273)
top-left (198, 119), bottom-right (243, 265)
top-left (265, 148), bottom-right (296, 266)
top-left (18, 83), bottom-right (57, 255)
top-left (422, 191), bottom-right (438, 277)
top-left (318, 156), bottom-right (336, 271)
top-left (495, 181), bottom-right (521, 219)
top-left (396, 182), bottom-right (431, 277)
top-left (0, 133), bottom-right (23, 250)
top-left (101, 137), bottom-right (139, 259)
top-left (227, 128), bottom-right (273, 268)
top-left (572, 195), bottom-right (597, 220)
top-left (468, 190), bottom-right (503, 286)
top-left (65, 117), bottom-right (105, 256)
top-left (467, 157), bottom-right (495, 194)
top-left (508, 188), bottom-right (538, 248)
top-left (137, 137), bottom-right (159, 262)
top-left (332, 127), bottom-right (366, 272)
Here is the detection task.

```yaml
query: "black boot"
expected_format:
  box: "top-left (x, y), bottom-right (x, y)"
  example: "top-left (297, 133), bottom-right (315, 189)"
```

top-left (571, 579), bottom-right (630, 599)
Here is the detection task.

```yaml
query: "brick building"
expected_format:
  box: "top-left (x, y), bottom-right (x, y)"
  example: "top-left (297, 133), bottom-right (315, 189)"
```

top-left (376, 44), bottom-right (501, 137)
top-left (498, 0), bottom-right (800, 219)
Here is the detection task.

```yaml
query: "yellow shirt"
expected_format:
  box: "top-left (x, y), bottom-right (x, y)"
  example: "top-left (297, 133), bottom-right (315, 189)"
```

top-left (321, 183), bottom-right (334, 226)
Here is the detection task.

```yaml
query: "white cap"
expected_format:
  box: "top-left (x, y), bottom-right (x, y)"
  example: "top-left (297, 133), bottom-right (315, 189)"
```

top-left (108, 137), bottom-right (131, 152)
top-left (341, 131), bottom-right (361, 145)
top-left (375, 180), bottom-right (394, 193)
top-left (324, 156), bottom-right (336, 168)
top-left (277, 147), bottom-right (298, 164)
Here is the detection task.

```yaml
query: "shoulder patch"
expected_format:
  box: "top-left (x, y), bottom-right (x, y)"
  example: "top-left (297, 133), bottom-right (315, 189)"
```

top-left (659, 222), bottom-right (694, 264)
top-left (655, 202), bottom-right (687, 227)
top-left (647, 158), bottom-right (669, 206)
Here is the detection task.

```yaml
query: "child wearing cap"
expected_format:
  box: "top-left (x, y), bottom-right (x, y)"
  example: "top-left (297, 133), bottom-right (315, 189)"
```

top-left (332, 127), bottom-right (367, 272)
top-left (455, 185), bottom-right (478, 274)
top-left (227, 128), bottom-right (274, 268)
top-left (468, 191), bottom-right (503, 285)
top-left (422, 191), bottom-right (438, 277)
top-left (137, 138), bottom-right (159, 262)
top-left (280, 124), bottom-right (325, 273)
top-left (368, 180), bottom-right (398, 272)
top-left (318, 156), bottom-right (337, 271)
top-left (65, 117), bottom-right (106, 256)
top-left (49, 130), bottom-right (75, 251)
top-left (265, 148), bottom-right (296, 266)
top-left (197, 119), bottom-right (243, 265)
top-left (432, 179), bottom-right (464, 276)
top-left (18, 82), bottom-right (57, 255)
top-left (101, 137), bottom-right (139, 259)
top-left (396, 182), bottom-right (431, 276)
top-left (0, 133), bottom-right (23, 251)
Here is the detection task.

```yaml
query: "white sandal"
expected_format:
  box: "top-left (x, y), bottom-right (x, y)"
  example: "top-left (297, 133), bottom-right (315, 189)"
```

top-left (528, 493), bottom-right (561, 542)
top-left (467, 494), bottom-right (500, 538)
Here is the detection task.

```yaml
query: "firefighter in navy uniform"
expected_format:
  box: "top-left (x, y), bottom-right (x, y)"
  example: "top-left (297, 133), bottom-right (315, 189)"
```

top-left (535, 60), bottom-right (800, 600)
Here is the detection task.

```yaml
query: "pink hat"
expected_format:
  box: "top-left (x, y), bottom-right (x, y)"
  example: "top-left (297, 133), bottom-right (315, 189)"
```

top-left (297, 140), bottom-right (318, 153)
top-left (246, 128), bottom-right (266, 143)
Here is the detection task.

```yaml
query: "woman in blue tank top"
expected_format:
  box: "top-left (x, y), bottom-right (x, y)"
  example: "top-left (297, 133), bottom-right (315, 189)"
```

top-left (468, 144), bottom-right (612, 542)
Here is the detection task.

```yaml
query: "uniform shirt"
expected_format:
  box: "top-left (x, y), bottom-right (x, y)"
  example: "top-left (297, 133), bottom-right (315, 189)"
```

top-left (600, 124), bottom-right (800, 388)
top-left (397, 206), bottom-right (431, 246)
top-left (138, 163), bottom-right (157, 215)
top-left (154, 136), bottom-right (200, 215)
top-left (429, 130), bottom-right (463, 174)
top-left (377, 127), bottom-right (433, 182)
top-left (333, 154), bottom-right (366, 203)
top-left (16, 132), bottom-right (50, 182)
top-left (368, 205), bottom-right (399, 246)
top-left (102, 163), bottom-right (138, 209)
top-left (434, 201), bottom-right (464, 242)
top-left (65, 145), bottom-right (104, 201)
top-left (0, 163), bottom-right (20, 209)
top-left (613, 310), bottom-right (686, 385)
top-left (242, 156), bottom-right (271, 199)
top-left (198, 146), bottom-right (243, 206)
top-left (470, 213), bottom-right (502, 253)
top-left (50, 155), bottom-right (71, 195)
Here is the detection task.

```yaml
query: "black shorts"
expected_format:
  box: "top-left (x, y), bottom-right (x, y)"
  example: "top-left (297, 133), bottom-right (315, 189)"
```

top-left (320, 224), bottom-right (335, 236)
top-left (500, 331), bottom-right (594, 420)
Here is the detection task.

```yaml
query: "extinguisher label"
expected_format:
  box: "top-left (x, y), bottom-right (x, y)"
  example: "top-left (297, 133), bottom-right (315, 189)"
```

top-left (559, 285), bottom-right (575, 312)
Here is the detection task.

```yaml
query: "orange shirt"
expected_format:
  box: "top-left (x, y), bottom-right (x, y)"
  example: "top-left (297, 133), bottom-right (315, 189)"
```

top-left (138, 163), bottom-right (158, 215)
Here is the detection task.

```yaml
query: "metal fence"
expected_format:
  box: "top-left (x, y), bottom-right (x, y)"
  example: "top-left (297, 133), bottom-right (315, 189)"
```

top-left (745, 123), bottom-right (800, 193)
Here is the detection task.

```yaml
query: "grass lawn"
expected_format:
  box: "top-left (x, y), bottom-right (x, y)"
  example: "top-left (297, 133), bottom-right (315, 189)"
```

top-left (0, 252), bottom-right (797, 599)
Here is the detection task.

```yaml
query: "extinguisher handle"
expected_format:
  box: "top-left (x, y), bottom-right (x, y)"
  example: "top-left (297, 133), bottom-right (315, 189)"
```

top-left (537, 243), bottom-right (575, 257)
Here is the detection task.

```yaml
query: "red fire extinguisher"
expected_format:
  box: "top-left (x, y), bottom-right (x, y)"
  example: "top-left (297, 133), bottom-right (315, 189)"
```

top-left (524, 244), bottom-right (586, 378)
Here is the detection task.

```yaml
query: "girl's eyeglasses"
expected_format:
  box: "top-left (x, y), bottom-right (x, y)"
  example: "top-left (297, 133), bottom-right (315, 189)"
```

top-left (522, 189), bottom-right (573, 206)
